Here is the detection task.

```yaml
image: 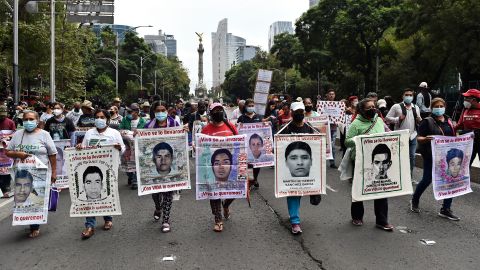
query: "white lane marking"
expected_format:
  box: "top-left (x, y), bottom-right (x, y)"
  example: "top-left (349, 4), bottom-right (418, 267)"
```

top-left (0, 198), bottom-right (13, 208)
top-left (326, 184), bottom-right (337, 192)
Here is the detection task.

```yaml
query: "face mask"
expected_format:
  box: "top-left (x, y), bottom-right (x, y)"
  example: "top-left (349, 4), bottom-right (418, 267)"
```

top-left (53, 109), bottom-right (63, 116)
top-left (74, 108), bottom-right (80, 112)
top-left (464, 101), bottom-right (472, 109)
top-left (246, 107), bottom-right (255, 113)
top-left (198, 107), bottom-right (206, 115)
top-left (155, 112), bottom-right (168, 121)
top-left (211, 111), bottom-right (224, 123)
top-left (403, 96), bottom-right (413, 104)
top-left (305, 106), bottom-right (313, 113)
top-left (23, 120), bottom-right (37, 132)
top-left (95, 118), bottom-right (107, 129)
top-left (432, 107), bottom-right (445, 116)
top-left (293, 113), bottom-right (304, 123)
top-left (365, 109), bottom-right (377, 119)
top-left (126, 114), bottom-right (133, 120)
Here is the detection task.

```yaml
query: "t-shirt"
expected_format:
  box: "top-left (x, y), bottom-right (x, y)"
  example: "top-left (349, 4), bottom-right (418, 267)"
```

top-left (279, 113), bottom-right (292, 125)
top-left (130, 119), bottom-right (139, 130)
top-left (279, 122), bottom-right (315, 135)
top-left (418, 117), bottom-right (455, 158)
top-left (201, 122), bottom-right (238, 136)
top-left (66, 110), bottom-right (83, 126)
top-left (0, 118), bottom-right (16, 131)
top-left (44, 116), bottom-right (75, 140)
top-left (82, 127), bottom-right (126, 154)
top-left (77, 114), bottom-right (95, 127)
top-left (40, 113), bottom-right (53, 123)
top-left (237, 113), bottom-right (262, 124)
top-left (8, 129), bottom-right (57, 166)
top-left (109, 115), bottom-right (123, 130)
top-left (456, 108), bottom-right (480, 132)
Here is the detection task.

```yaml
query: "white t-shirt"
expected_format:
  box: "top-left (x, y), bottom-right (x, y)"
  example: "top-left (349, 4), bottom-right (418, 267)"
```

top-left (8, 129), bottom-right (57, 167)
top-left (82, 127), bottom-right (126, 154)
top-left (130, 119), bottom-right (139, 130)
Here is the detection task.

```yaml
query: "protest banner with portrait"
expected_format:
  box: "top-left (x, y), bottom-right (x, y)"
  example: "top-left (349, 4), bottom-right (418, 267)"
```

top-left (238, 123), bottom-right (274, 168)
top-left (120, 131), bottom-right (136, 173)
top-left (11, 156), bottom-right (50, 226)
top-left (352, 130), bottom-right (413, 201)
top-left (53, 139), bottom-right (71, 189)
top-left (135, 127), bottom-right (190, 196)
top-left (65, 145), bottom-right (122, 217)
top-left (305, 115), bottom-right (333, 160)
top-left (0, 141), bottom-right (13, 176)
top-left (195, 134), bottom-right (248, 200)
top-left (431, 133), bottom-right (474, 200)
top-left (70, 127), bottom-right (90, 146)
top-left (317, 101), bottom-right (346, 124)
top-left (274, 134), bottom-right (326, 198)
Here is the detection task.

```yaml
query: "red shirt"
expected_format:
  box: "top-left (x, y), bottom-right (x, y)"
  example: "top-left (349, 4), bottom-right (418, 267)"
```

top-left (456, 108), bottom-right (480, 131)
top-left (278, 113), bottom-right (292, 125)
top-left (0, 117), bottom-right (16, 131)
top-left (201, 121), bottom-right (238, 136)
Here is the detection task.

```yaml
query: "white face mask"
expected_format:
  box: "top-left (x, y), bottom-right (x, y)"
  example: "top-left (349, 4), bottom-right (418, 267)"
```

top-left (53, 109), bottom-right (63, 116)
top-left (464, 101), bottom-right (472, 109)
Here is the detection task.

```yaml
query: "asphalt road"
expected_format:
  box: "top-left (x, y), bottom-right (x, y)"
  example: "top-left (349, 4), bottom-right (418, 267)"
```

top-left (0, 154), bottom-right (480, 270)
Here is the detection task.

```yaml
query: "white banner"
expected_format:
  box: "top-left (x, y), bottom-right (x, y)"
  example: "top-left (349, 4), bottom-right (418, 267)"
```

top-left (65, 146), bottom-right (122, 217)
top-left (238, 123), bottom-right (275, 167)
top-left (195, 134), bottom-right (248, 200)
top-left (54, 140), bottom-right (71, 189)
top-left (431, 133), bottom-right (474, 200)
top-left (135, 128), bottom-right (190, 196)
top-left (317, 101), bottom-right (346, 124)
top-left (12, 156), bottom-right (50, 226)
top-left (305, 115), bottom-right (333, 160)
top-left (274, 134), bottom-right (326, 198)
top-left (352, 130), bottom-right (413, 201)
top-left (120, 131), bottom-right (136, 173)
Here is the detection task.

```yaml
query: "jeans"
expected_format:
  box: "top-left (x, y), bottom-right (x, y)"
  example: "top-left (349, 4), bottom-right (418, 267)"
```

top-left (409, 138), bottom-right (417, 177)
top-left (127, 172), bottom-right (137, 184)
top-left (287, 196), bottom-right (301, 224)
top-left (351, 199), bottom-right (389, 225)
top-left (330, 128), bottom-right (337, 166)
top-left (412, 157), bottom-right (452, 209)
top-left (85, 216), bottom-right (113, 228)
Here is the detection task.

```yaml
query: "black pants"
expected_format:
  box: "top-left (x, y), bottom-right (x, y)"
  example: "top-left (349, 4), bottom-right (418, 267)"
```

top-left (0, 175), bottom-right (11, 192)
top-left (470, 139), bottom-right (480, 166)
top-left (351, 198), bottom-right (388, 226)
top-left (248, 164), bottom-right (261, 181)
top-left (210, 199), bottom-right (234, 223)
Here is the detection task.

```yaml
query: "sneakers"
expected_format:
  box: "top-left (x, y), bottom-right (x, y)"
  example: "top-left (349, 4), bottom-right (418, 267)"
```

top-left (291, 224), bottom-right (302, 235)
top-left (351, 219), bottom-right (363, 226)
top-left (438, 208), bottom-right (460, 221)
top-left (410, 200), bottom-right (420, 213)
top-left (153, 210), bottom-right (161, 221)
top-left (376, 223), bottom-right (394, 231)
top-left (161, 223), bottom-right (171, 233)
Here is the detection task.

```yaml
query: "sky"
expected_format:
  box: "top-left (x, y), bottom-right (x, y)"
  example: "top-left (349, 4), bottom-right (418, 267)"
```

top-left (115, 0), bottom-right (309, 93)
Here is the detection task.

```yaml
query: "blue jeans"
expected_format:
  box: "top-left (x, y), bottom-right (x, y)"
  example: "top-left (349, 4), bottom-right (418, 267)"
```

top-left (287, 196), bottom-right (301, 224)
top-left (85, 216), bottom-right (113, 228)
top-left (330, 128), bottom-right (337, 166)
top-left (127, 172), bottom-right (137, 184)
top-left (412, 157), bottom-right (452, 209)
top-left (409, 138), bottom-right (417, 176)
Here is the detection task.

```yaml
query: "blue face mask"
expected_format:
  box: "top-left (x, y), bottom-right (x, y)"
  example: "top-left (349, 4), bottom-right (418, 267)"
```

top-left (155, 112), bottom-right (168, 121)
top-left (403, 96), bottom-right (413, 104)
top-left (94, 118), bottom-right (107, 129)
top-left (23, 120), bottom-right (38, 132)
top-left (246, 107), bottom-right (255, 113)
top-left (126, 114), bottom-right (133, 120)
top-left (432, 107), bottom-right (445, 116)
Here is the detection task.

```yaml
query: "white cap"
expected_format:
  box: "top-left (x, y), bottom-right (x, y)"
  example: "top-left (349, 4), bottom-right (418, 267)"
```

top-left (296, 97), bottom-right (303, 102)
top-left (290, 102), bottom-right (305, 112)
top-left (419, 82), bottom-right (428, 88)
top-left (377, 99), bottom-right (387, 109)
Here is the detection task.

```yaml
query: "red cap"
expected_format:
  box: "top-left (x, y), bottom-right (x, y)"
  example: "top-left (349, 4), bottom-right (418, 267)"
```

top-left (348, 96), bottom-right (358, 102)
top-left (462, 89), bottom-right (480, 99)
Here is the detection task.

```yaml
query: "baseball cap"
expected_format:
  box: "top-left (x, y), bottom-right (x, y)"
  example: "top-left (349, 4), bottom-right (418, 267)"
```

top-left (377, 99), bottom-right (387, 109)
top-left (126, 103), bottom-right (140, 112)
top-left (0, 105), bottom-right (7, 116)
top-left (419, 82), bottom-right (428, 89)
top-left (290, 102), bottom-right (305, 112)
top-left (81, 100), bottom-right (94, 110)
top-left (462, 89), bottom-right (480, 99)
top-left (209, 102), bottom-right (223, 111)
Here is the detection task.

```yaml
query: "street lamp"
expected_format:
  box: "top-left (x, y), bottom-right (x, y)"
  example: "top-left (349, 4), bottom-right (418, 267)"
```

top-left (272, 68), bottom-right (287, 94)
top-left (139, 53), bottom-right (156, 94)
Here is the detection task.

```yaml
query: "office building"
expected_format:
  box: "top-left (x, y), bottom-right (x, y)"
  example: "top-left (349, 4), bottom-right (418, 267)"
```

top-left (144, 30), bottom-right (177, 57)
top-left (236, 45), bottom-right (259, 64)
top-left (309, 0), bottom-right (319, 8)
top-left (268, 21), bottom-right (293, 50)
top-left (91, 24), bottom-right (135, 43)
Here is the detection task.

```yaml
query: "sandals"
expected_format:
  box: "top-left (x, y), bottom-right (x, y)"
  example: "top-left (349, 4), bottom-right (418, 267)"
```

top-left (103, 221), bottom-right (113, 230)
top-left (81, 227), bottom-right (95, 239)
top-left (28, 229), bottom-right (40, 238)
top-left (153, 210), bottom-right (161, 221)
top-left (213, 222), bottom-right (224, 232)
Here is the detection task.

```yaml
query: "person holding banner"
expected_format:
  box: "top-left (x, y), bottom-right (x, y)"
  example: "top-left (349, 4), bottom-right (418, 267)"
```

top-left (78, 109), bottom-right (125, 239)
top-left (325, 89), bottom-right (338, 169)
top-left (201, 102), bottom-right (238, 232)
top-left (237, 99), bottom-right (266, 189)
top-left (6, 110), bottom-right (57, 238)
top-left (345, 99), bottom-right (393, 231)
top-left (145, 101), bottom-right (181, 233)
top-left (411, 98), bottom-right (460, 221)
top-left (278, 102), bottom-right (321, 235)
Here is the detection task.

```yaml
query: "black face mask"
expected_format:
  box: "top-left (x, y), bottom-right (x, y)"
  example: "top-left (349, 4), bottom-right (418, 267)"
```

top-left (293, 113), bottom-right (304, 123)
top-left (211, 111), bottom-right (224, 123)
top-left (305, 106), bottom-right (313, 113)
top-left (74, 108), bottom-right (80, 112)
top-left (364, 109), bottom-right (376, 119)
